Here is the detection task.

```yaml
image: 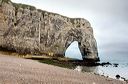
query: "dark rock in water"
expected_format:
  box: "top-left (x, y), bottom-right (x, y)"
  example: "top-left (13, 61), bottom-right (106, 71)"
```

top-left (116, 74), bottom-right (120, 79)
top-left (106, 76), bottom-right (109, 78)
top-left (100, 62), bottom-right (112, 66)
top-left (121, 77), bottom-right (126, 81)
top-left (0, 0), bottom-right (99, 62)
top-left (125, 80), bottom-right (128, 83)
top-left (113, 63), bottom-right (119, 67)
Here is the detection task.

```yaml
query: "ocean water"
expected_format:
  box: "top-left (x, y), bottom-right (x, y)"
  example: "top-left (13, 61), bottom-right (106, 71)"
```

top-left (65, 41), bottom-right (128, 80)
top-left (73, 55), bottom-right (128, 80)
top-left (97, 55), bottom-right (128, 80)
top-left (73, 55), bottom-right (128, 81)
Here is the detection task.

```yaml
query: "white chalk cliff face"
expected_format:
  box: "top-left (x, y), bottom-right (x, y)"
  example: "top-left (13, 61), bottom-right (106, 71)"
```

top-left (0, 0), bottom-right (99, 61)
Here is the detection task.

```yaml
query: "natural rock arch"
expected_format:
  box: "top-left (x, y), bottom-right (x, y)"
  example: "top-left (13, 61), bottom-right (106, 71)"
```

top-left (65, 41), bottom-right (83, 60)
top-left (63, 28), bottom-right (99, 61)
top-left (0, 0), bottom-right (99, 62)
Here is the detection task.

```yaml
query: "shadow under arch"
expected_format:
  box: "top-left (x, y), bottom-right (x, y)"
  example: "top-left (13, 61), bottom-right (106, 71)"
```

top-left (65, 41), bottom-right (84, 60)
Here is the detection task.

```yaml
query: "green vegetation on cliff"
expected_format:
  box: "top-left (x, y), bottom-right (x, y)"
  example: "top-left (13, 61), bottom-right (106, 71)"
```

top-left (0, 0), bottom-right (10, 3)
top-left (12, 3), bottom-right (36, 10)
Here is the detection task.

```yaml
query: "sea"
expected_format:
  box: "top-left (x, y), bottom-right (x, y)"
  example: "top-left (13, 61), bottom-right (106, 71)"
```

top-left (65, 41), bottom-right (128, 80)
top-left (69, 54), bottom-right (128, 81)
top-left (96, 55), bottom-right (128, 80)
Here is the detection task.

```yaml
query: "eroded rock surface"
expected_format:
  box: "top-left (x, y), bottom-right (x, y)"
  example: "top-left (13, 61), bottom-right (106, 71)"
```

top-left (0, 0), bottom-right (99, 61)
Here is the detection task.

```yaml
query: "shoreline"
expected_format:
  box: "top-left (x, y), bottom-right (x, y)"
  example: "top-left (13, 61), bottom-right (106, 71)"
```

top-left (0, 50), bottom-right (128, 82)
top-left (0, 54), bottom-right (127, 84)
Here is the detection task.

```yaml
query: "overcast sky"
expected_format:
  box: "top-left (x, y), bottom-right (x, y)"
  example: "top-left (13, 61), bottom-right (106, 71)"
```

top-left (12, 0), bottom-right (128, 57)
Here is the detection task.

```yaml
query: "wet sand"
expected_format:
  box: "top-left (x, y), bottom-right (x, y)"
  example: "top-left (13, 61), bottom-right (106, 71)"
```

top-left (0, 54), bottom-right (127, 84)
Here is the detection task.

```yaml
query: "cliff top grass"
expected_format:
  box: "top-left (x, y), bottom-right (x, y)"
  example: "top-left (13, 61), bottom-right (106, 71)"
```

top-left (0, 0), bottom-right (10, 3)
top-left (12, 2), bottom-right (36, 10)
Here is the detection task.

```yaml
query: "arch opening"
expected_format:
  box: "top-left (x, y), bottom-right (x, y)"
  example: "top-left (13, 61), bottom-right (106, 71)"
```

top-left (65, 41), bottom-right (83, 60)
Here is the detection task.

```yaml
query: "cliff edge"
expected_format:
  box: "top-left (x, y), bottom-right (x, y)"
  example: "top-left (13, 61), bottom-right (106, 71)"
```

top-left (0, 0), bottom-right (99, 61)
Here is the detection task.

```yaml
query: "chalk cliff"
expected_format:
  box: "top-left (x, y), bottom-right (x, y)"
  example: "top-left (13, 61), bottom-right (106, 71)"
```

top-left (0, 0), bottom-right (99, 61)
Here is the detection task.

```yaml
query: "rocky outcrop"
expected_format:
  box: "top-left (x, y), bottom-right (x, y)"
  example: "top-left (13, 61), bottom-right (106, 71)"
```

top-left (0, 0), bottom-right (99, 61)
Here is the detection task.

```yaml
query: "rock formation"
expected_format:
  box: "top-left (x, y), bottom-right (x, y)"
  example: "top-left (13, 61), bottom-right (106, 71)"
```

top-left (0, 0), bottom-right (99, 61)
